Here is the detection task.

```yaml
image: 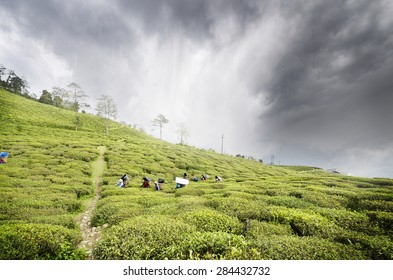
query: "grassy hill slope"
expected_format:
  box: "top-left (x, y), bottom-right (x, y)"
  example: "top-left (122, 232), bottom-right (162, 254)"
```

top-left (0, 89), bottom-right (392, 260)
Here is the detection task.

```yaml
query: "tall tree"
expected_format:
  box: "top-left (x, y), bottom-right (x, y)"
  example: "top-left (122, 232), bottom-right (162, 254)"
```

top-left (96, 95), bottom-right (117, 135)
top-left (176, 122), bottom-right (190, 144)
top-left (0, 65), bottom-right (6, 88)
top-left (38, 90), bottom-right (53, 105)
top-left (52, 95), bottom-right (64, 108)
top-left (152, 114), bottom-right (169, 140)
top-left (67, 82), bottom-right (89, 131)
top-left (5, 70), bottom-right (28, 95)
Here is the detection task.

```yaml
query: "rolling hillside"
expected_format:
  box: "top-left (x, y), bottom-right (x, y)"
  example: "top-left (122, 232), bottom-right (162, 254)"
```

top-left (0, 89), bottom-right (392, 260)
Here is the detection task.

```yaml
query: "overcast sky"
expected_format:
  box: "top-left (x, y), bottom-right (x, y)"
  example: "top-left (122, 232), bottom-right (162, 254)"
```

top-left (1, 0), bottom-right (393, 178)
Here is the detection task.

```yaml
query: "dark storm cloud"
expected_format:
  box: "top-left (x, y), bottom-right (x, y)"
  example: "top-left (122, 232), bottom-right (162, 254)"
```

top-left (1, 0), bottom-right (262, 46)
top-left (254, 0), bottom-right (393, 150)
top-left (1, 0), bottom-right (135, 50)
top-left (117, 0), bottom-right (261, 42)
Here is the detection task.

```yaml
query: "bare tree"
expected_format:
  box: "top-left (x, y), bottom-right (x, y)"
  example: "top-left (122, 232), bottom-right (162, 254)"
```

top-left (152, 114), bottom-right (169, 140)
top-left (67, 82), bottom-right (89, 131)
top-left (96, 95), bottom-right (117, 135)
top-left (176, 122), bottom-right (190, 144)
top-left (52, 86), bottom-right (69, 99)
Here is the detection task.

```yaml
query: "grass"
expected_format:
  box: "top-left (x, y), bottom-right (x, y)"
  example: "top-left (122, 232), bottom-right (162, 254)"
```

top-left (1, 88), bottom-right (393, 260)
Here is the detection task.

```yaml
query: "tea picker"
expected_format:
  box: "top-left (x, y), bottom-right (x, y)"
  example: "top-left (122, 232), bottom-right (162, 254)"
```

top-left (0, 152), bottom-right (8, 164)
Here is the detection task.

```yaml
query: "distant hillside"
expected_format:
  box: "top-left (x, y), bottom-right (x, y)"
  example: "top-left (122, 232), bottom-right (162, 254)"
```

top-left (1, 89), bottom-right (392, 260)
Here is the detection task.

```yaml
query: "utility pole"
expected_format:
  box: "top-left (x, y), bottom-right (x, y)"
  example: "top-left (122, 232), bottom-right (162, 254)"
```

top-left (221, 134), bottom-right (224, 154)
top-left (270, 155), bottom-right (275, 165)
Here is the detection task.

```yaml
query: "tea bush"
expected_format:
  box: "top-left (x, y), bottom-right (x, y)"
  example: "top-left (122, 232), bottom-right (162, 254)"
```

top-left (178, 209), bottom-right (243, 234)
top-left (176, 231), bottom-right (248, 260)
top-left (249, 235), bottom-right (365, 259)
top-left (93, 216), bottom-right (196, 259)
top-left (246, 220), bottom-right (293, 238)
top-left (0, 224), bottom-right (85, 259)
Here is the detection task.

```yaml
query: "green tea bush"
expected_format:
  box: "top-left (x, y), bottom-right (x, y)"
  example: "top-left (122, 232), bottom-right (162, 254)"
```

top-left (93, 216), bottom-right (196, 259)
top-left (250, 235), bottom-right (365, 260)
top-left (177, 231), bottom-right (248, 260)
top-left (259, 206), bottom-right (340, 239)
top-left (366, 211), bottom-right (393, 233)
top-left (179, 209), bottom-right (243, 234)
top-left (30, 214), bottom-right (77, 229)
top-left (205, 197), bottom-right (263, 221)
top-left (317, 208), bottom-right (371, 232)
top-left (174, 188), bottom-right (205, 197)
top-left (336, 231), bottom-right (393, 259)
top-left (265, 195), bottom-right (312, 209)
top-left (357, 199), bottom-right (393, 212)
top-left (246, 220), bottom-right (293, 238)
top-left (91, 204), bottom-right (119, 226)
top-left (0, 224), bottom-right (85, 259)
top-left (301, 191), bottom-right (346, 209)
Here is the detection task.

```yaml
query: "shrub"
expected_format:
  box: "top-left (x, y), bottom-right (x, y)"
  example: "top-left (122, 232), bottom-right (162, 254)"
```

top-left (208, 197), bottom-right (267, 221)
top-left (30, 214), bottom-right (77, 229)
top-left (179, 209), bottom-right (243, 234)
top-left (177, 231), bottom-right (248, 260)
top-left (0, 224), bottom-right (85, 259)
top-left (246, 220), bottom-right (293, 238)
top-left (91, 204), bottom-right (119, 226)
top-left (317, 208), bottom-right (372, 233)
top-left (93, 216), bottom-right (195, 259)
top-left (259, 206), bottom-right (341, 239)
top-left (249, 235), bottom-right (365, 260)
top-left (366, 211), bottom-right (393, 233)
top-left (336, 231), bottom-right (393, 259)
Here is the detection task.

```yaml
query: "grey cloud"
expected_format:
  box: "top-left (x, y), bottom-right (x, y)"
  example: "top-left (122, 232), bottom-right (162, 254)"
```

top-left (1, 0), bottom-right (136, 52)
top-left (117, 0), bottom-right (261, 43)
top-left (253, 0), bottom-right (393, 151)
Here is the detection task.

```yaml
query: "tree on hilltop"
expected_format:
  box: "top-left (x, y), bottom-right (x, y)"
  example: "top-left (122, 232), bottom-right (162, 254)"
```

top-left (67, 82), bottom-right (89, 131)
top-left (52, 86), bottom-right (69, 108)
top-left (0, 65), bottom-right (31, 99)
top-left (3, 70), bottom-right (28, 95)
top-left (152, 114), bottom-right (169, 140)
top-left (38, 90), bottom-right (54, 105)
top-left (176, 122), bottom-right (190, 145)
top-left (96, 95), bottom-right (117, 135)
top-left (0, 65), bottom-right (6, 88)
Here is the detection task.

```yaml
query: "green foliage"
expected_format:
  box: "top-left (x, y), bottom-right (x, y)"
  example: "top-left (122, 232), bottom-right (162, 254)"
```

top-left (178, 231), bottom-right (248, 260)
top-left (179, 209), bottom-right (243, 234)
top-left (250, 236), bottom-right (365, 260)
top-left (0, 224), bottom-right (85, 259)
top-left (93, 216), bottom-right (195, 259)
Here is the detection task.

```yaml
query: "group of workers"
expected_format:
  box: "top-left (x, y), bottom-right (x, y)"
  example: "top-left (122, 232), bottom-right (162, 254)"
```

top-left (1, 150), bottom-right (224, 190)
top-left (115, 172), bottom-right (222, 190)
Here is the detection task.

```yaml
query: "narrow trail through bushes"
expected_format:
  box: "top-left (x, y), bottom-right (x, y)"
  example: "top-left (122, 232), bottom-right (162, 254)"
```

top-left (78, 146), bottom-right (107, 259)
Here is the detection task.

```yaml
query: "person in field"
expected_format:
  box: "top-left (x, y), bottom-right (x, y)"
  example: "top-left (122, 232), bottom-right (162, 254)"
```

top-left (142, 177), bottom-right (151, 188)
top-left (0, 152), bottom-right (8, 164)
top-left (215, 176), bottom-right (222, 182)
top-left (154, 181), bottom-right (160, 191)
top-left (116, 174), bottom-right (129, 188)
top-left (157, 178), bottom-right (165, 190)
top-left (191, 175), bottom-right (200, 182)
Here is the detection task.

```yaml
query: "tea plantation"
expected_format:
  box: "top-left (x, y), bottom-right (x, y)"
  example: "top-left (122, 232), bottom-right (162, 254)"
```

top-left (1, 89), bottom-right (392, 260)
